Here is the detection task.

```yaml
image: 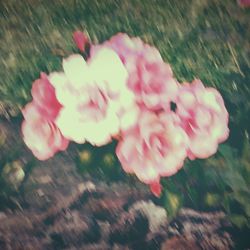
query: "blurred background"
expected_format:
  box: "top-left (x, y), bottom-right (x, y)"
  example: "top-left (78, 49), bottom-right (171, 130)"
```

top-left (0, 0), bottom-right (250, 249)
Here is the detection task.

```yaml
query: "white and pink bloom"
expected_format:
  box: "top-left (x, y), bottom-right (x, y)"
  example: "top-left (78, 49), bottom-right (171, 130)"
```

top-left (22, 103), bottom-right (69, 160)
top-left (49, 47), bottom-right (136, 146)
top-left (116, 110), bottom-right (189, 195)
top-left (175, 79), bottom-right (229, 160)
top-left (31, 72), bottom-right (62, 121)
top-left (91, 33), bottom-right (163, 66)
top-left (92, 33), bottom-right (178, 112)
top-left (22, 74), bottom-right (69, 160)
top-left (126, 57), bottom-right (178, 111)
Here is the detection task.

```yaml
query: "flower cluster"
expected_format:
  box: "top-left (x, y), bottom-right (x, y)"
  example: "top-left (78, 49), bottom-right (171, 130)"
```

top-left (22, 32), bottom-right (229, 196)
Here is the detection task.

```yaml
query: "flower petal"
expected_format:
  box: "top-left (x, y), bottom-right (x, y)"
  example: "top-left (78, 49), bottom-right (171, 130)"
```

top-left (63, 54), bottom-right (89, 88)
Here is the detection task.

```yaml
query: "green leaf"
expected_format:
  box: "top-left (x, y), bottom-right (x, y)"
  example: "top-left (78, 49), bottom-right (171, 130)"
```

top-left (163, 190), bottom-right (183, 218)
top-left (229, 214), bottom-right (248, 228)
top-left (232, 191), bottom-right (250, 217)
top-left (223, 194), bottom-right (231, 214)
top-left (223, 170), bottom-right (248, 192)
top-left (241, 138), bottom-right (250, 173)
top-left (203, 167), bottom-right (222, 185)
top-left (245, 204), bottom-right (250, 217)
top-left (218, 144), bottom-right (237, 162)
top-left (204, 193), bottom-right (220, 207)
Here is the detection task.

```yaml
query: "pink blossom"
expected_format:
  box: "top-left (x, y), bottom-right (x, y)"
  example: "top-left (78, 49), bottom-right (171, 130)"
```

top-left (49, 48), bottom-right (135, 146)
top-left (22, 73), bottom-right (68, 160)
top-left (90, 34), bottom-right (163, 79)
top-left (150, 182), bottom-right (162, 197)
top-left (31, 72), bottom-right (62, 121)
top-left (22, 102), bottom-right (69, 160)
top-left (101, 33), bottom-right (163, 65)
top-left (91, 33), bottom-right (162, 65)
top-left (92, 33), bottom-right (178, 111)
top-left (73, 31), bottom-right (89, 52)
top-left (116, 111), bottom-right (189, 195)
top-left (175, 79), bottom-right (229, 159)
top-left (127, 57), bottom-right (178, 111)
top-left (238, 0), bottom-right (250, 7)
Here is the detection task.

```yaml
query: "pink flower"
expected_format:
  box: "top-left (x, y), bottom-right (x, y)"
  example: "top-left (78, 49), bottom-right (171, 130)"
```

top-left (22, 102), bottom-right (69, 160)
top-left (49, 48), bottom-right (135, 146)
top-left (150, 182), bottom-right (162, 197)
top-left (92, 33), bottom-right (178, 111)
top-left (73, 31), bottom-right (89, 52)
top-left (238, 0), bottom-right (250, 7)
top-left (91, 33), bottom-right (162, 65)
top-left (127, 57), bottom-right (178, 111)
top-left (31, 72), bottom-right (62, 121)
top-left (116, 111), bottom-right (189, 195)
top-left (175, 80), bottom-right (229, 159)
top-left (102, 33), bottom-right (163, 65)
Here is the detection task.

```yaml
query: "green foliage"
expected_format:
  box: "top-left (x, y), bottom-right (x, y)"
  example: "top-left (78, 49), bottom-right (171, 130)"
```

top-left (0, 159), bottom-right (24, 210)
top-left (0, 123), bottom-right (36, 210)
top-left (230, 214), bottom-right (248, 229)
top-left (1, 161), bottom-right (25, 189)
top-left (162, 190), bottom-right (183, 219)
top-left (204, 193), bottom-right (220, 207)
top-left (75, 141), bottom-right (131, 182)
top-left (162, 142), bottom-right (250, 228)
